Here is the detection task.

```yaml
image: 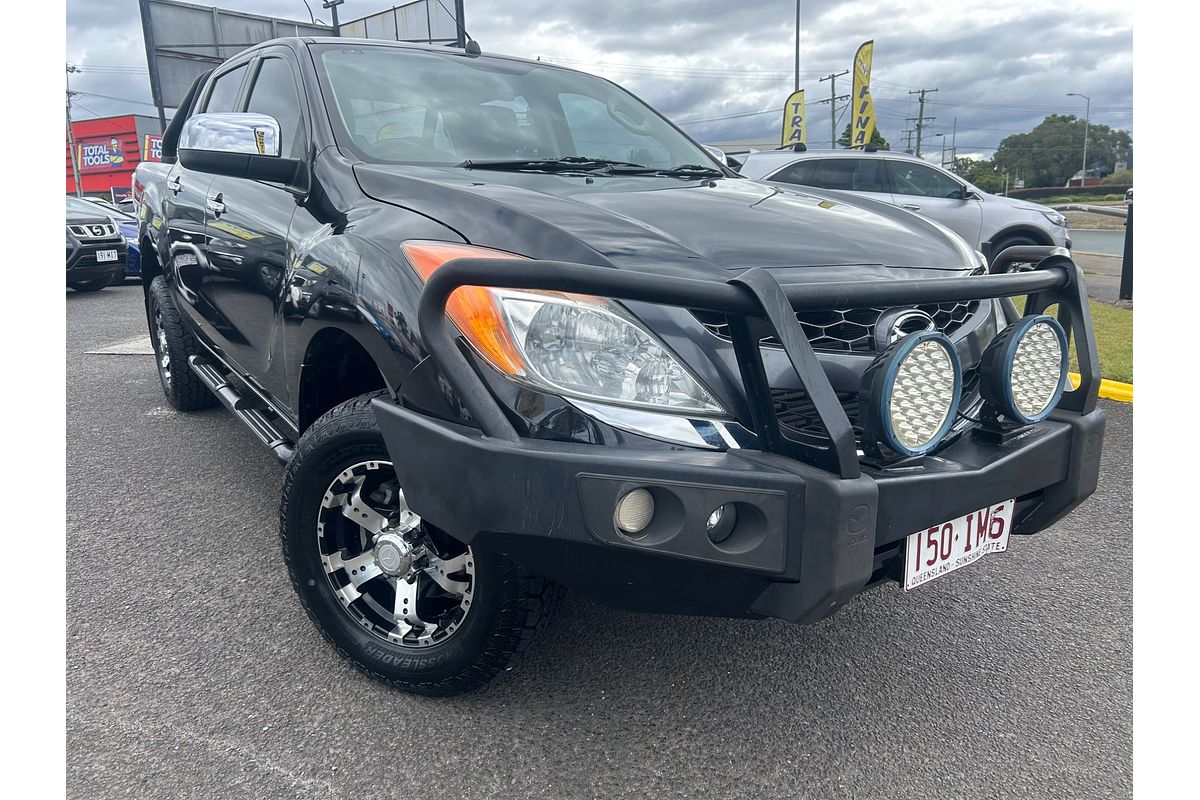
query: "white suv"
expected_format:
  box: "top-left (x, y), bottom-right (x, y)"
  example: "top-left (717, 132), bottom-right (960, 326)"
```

top-left (737, 149), bottom-right (1071, 271)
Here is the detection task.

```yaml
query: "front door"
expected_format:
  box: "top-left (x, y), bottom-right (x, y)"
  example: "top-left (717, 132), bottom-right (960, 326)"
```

top-left (200, 52), bottom-right (308, 401)
top-left (884, 160), bottom-right (984, 248)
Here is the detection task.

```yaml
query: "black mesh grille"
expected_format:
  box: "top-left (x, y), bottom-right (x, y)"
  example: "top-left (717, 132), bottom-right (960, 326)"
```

top-left (695, 301), bottom-right (982, 352)
top-left (772, 365), bottom-right (981, 446)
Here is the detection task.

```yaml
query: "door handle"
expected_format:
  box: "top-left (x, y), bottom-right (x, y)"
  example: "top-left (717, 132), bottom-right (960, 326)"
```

top-left (206, 194), bottom-right (226, 217)
top-left (166, 175), bottom-right (182, 195)
top-left (900, 203), bottom-right (921, 211)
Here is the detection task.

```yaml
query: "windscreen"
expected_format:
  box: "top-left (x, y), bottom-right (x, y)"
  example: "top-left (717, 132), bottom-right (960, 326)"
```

top-left (315, 46), bottom-right (713, 170)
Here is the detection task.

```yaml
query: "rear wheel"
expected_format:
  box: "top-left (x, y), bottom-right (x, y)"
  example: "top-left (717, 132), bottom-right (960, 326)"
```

top-left (280, 392), bottom-right (564, 696)
top-left (147, 276), bottom-right (217, 411)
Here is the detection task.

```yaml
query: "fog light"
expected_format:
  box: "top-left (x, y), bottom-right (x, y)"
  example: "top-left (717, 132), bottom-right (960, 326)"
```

top-left (706, 503), bottom-right (738, 544)
top-left (614, 488), bottom-right (654, 534)
top-left (980, 314), bottom-right (1069, 424)
top-left (860, 331), bottom-right (962, 457)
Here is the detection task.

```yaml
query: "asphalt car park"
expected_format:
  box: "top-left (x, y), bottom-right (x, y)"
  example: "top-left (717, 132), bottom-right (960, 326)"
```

top-left (67, 284), bottom-right (1131, 799)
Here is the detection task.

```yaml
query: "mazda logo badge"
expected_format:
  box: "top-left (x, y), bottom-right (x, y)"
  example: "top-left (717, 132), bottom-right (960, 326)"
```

top-left (875, 309), bottom-right (936, 349)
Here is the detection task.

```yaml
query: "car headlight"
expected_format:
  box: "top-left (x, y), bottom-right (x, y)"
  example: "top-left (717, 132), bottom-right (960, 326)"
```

top-left (980, 314), bottom-right (1069, 424)
top-left (1040, 209), bottom-right (1067, 227)
top-left (860, 331), bottom-right (962, 457)
top-left (401, 240), bottom-right (726, 416)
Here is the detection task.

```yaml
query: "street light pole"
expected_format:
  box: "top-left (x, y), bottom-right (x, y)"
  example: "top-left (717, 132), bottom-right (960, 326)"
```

top-left (1067, 92), bottom-right (1091, 186)
top-left (322, 0), bottom-right (343, 36)
top-left (794, 1), bottom-right (801, 92)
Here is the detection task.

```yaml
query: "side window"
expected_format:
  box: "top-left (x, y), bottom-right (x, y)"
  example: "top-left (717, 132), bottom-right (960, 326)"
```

top-left (559, 93), bottom-right (672, 168)
top-left (246, 58), bottom-right (305, 159)
top-left (813, 159), bottom-right (886, 192)
top-left (204, 64), bottom-right (248, 113)
top-left (887, 161), bottom-right (964, 198)
top-left (771, 160), bottom-right (818, 185)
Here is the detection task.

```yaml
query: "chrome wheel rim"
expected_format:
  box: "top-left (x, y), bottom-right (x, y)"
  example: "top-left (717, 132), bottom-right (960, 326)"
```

top-left (317, 460), bottom-right (475, 647)
top-left (152, 304), bottom-right (172, 392)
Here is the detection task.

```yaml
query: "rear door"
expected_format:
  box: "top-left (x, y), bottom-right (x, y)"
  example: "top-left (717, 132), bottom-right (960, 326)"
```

top-left (199, 49), bottom-right (307, 400)
top-left (884, 159), bottom-right (984, 247)
top-left (168, 60), bottom-right (249, 345)
top-left (770, 157), bottom-right (894, 205)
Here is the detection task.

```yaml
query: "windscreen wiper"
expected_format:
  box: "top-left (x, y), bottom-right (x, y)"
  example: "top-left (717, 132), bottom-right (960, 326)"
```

top-left (457, 157), bottom-right (649, 173)
top-left (645, 164), bottom-right (726, 178)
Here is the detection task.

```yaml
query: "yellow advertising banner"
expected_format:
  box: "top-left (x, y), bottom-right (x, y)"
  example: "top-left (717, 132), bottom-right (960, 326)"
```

top-left (781, 89), bottom-right (806, 147)
top-left (851, 40), bottom-right (876, 148)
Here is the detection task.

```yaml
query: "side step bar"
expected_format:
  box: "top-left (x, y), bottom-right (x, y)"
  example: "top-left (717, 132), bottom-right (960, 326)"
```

top-left (188, 355), bottom-right (295, 464)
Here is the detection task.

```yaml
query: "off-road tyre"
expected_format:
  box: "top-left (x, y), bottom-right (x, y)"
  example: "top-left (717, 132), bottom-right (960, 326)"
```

top-left (147, 275), bottom-right (217, 411)
top-left (280, 392), bottom-right (565, 696)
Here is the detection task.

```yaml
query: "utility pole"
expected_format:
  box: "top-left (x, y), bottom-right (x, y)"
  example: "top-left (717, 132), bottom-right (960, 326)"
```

top-left (908, 87), bottom-right (937, 157)
top-left (901, 129), bottom-right (914, 154)
top-left (322, 0), bottom-right (343, 36)
top-left (950, 117), bottom-right (957, 164)
top-left (817, 70), bottom-right (849, 148)
top-left (794, 1), bottom-right (801, 92)
top-left (66, 64), bottom-right (83, 198)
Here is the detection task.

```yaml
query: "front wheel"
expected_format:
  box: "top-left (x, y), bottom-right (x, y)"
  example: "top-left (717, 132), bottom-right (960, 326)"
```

top-left (988, 234), bottom-right (1041, 273)
top-left (280, 392), bottom-right (564, 695)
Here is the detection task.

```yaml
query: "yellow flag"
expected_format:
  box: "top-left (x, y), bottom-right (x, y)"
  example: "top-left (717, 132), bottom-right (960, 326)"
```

top-left (851, 40), bottom-right (876, 148)
top-left (781, 89), bottom-right (806, 147)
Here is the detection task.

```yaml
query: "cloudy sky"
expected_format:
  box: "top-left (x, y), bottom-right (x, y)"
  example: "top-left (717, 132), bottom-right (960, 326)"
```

top-left (65, 0), bottom-right (1132, 158)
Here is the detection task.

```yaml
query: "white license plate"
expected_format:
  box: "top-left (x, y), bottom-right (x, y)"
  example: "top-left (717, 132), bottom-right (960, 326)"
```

top-left (96, 249), bottom-right (119, 263)
top-left (903, 499), bottom-right (1015, 591)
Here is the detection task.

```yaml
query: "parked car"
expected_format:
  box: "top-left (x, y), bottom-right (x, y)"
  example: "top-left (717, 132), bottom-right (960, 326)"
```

top-left (737, 149), bottom-right (1072, 271)
top-left (65, 196), bottom-right (126, 291)
top-left (82, 198), bottom-right (141, 282)
top-left (1126, 187), bottom-right (1133, 205)
top-left (134, 38), bottom-right (1104, 696)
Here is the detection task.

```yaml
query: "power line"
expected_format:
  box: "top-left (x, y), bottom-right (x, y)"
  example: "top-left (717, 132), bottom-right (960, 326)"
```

top-left (75, 90), bottom-right (160, 108)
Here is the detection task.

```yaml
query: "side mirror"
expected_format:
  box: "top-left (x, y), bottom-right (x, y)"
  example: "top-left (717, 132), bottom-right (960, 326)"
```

top-left (703, 145), bottom-right (728, 166)
top-left (178, 113), bottom-right (306, 189)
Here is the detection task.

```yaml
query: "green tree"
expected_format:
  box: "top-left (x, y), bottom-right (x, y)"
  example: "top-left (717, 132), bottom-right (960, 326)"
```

top-left (949, 156), bottom-right (1005, 193)
top-left (837, 122), bottom-right (890, 150)
top-left (992, 114), bottom-right (1132, 188)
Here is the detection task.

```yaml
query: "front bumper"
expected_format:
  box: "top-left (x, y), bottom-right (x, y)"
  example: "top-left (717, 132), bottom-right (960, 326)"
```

top-left (67, 240), bottom-right (127, 283)
top-left (378, 246), bottom-right (1105, 623)
top-left (375, 398), bottom-right (1103, 623)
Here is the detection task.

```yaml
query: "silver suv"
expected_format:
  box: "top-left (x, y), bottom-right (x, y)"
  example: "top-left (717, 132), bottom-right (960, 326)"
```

top-left (738, 149), bottom-right (1071, 271)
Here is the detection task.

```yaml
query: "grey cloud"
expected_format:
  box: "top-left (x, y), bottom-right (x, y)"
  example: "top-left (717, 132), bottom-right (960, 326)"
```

top-left (66, 0), bottom-right (1131, 153)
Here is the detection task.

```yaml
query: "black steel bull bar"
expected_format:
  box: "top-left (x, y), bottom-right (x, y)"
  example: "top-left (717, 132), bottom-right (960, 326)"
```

top-left (415, 246), bottom-right (1099, 480)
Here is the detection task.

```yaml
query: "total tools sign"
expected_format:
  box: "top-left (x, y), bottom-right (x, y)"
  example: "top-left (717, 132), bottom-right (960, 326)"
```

top-left (77, 134), bottom-right (137, 174)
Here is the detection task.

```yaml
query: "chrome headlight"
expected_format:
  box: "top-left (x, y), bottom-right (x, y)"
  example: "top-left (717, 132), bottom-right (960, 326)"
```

top-left (1040, 209), bottom-right (1067, 227)
top-left (401, 240), bottom-right (726, 417)
top-left (496, 291), bottom-right (724, 414)
top-left (861, 332), bottom-right (962, 456)
top-left (980, 314), bottom-right (1069, 424)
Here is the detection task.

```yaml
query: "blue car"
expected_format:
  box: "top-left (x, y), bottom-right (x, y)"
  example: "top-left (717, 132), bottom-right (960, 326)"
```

top-left (81, 198), bottom-right (140, 282)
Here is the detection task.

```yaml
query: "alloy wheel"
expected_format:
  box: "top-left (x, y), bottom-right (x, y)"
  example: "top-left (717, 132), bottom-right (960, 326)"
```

top-left (316, 460), bottom-right (475, 647)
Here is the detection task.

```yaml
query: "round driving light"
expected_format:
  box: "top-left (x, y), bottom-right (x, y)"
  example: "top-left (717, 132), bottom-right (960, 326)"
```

top-left (980, 314), bottom-right (1069, 424)
top-left (614, 488), bottom-right (655, 534)
top-left (860, 331), bottom-right (962, 457)
top-left (706, 503), bottom-right (738, 544)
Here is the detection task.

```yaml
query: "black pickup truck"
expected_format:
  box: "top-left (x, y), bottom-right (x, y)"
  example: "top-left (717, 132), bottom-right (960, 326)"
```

top-left (134, 37), bottom-right (1104, 696)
